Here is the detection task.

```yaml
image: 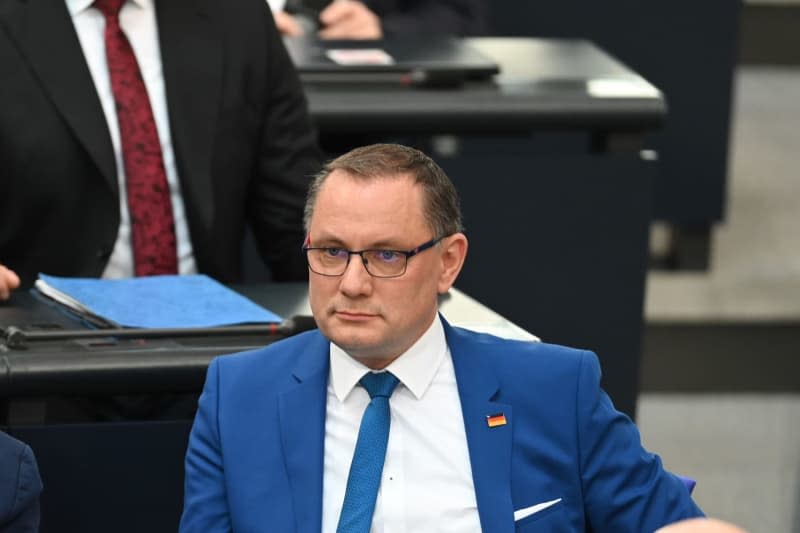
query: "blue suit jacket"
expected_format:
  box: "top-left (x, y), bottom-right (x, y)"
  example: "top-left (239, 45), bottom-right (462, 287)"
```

top-left (180, 319), bottom-right (702, 532)
top-left (0, 432), bottom-right (42, 533)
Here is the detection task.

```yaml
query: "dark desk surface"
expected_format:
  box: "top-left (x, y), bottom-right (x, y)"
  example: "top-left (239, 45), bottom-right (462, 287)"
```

top-left (302, 37), bottom-right (665, 134)
top-left (0, 284), bottom-right (306, 398)
top-left (0, 284), bottom-right (533, 401)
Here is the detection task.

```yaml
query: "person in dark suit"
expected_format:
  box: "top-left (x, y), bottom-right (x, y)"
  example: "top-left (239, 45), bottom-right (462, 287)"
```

top-left (0, 0), bottom-right (322, 300)
top-left (0, 432), bottom-right (42, 533)
top-left (180, 144), bottom-right (703, 532)
top-left (273, 0), bottom-right (484, 40)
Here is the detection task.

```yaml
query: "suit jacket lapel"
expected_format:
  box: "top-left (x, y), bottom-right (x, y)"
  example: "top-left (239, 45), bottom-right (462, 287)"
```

top-left (444, 318), bottom-right (515, 533)
top-left (0, 0), bottom-right (117, 192)
top-left (278, 332), bottom-right (329, 533)
top-left (155, 0), bottom-right (221, 233)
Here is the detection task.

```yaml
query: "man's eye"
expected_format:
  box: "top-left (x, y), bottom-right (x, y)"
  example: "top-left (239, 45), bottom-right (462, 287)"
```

top-left (375, 250), bottom-right (401, 263)
top-left (324, 248), bottom-right (347, 258)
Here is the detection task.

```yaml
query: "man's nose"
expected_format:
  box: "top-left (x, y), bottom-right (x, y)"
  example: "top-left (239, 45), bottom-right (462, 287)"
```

top-left (339, 253), bottom-right (373, 294)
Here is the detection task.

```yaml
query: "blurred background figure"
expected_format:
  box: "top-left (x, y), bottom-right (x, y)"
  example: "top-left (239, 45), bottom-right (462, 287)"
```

top-left (270, 0), bottom-right (485, 39)
top-left (0, 0), bottom-right (322, 301)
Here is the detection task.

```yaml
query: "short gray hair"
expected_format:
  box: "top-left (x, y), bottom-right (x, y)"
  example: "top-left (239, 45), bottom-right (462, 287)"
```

top-left (304, 144), bottom-right (464, 238)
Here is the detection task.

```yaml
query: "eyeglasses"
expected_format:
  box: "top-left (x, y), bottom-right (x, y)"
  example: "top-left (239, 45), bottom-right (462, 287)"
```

top-left (303, 236), bottom-right (445, 278)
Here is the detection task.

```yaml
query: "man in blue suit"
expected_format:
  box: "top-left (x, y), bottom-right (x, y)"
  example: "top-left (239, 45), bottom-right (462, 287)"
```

top-left (0, 431), bottom-right (42, 533)
top-left (180, 143), bottom-right (703, 532)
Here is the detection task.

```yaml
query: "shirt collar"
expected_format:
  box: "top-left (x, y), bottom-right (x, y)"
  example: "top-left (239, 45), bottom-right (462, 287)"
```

top-left (329, 314), bottom-right (448, 402)
top-left (66, 0), bottom-right (149, 17)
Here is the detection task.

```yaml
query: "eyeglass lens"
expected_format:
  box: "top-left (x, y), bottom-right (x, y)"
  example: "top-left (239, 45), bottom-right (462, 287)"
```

top-left (308, 248), bottom-right (407, 277)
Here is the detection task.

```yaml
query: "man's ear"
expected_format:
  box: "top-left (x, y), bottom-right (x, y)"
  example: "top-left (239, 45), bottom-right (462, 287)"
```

top-left (437, 233), bottom-right (468, 294)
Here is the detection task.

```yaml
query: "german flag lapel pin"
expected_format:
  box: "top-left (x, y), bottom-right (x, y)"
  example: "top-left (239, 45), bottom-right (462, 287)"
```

top-left (486, 412), bottom-right (507, 428)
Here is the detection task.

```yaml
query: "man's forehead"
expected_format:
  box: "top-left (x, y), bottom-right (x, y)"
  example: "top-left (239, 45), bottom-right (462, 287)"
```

top-left (310, 172), bottom-right (430, 245)
top-left (310, 214), bottom-right (424, 246)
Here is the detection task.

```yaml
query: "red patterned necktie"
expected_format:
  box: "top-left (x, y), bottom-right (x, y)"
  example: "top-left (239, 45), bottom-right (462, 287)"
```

top-left (94, 0), bottom-right (178, 276)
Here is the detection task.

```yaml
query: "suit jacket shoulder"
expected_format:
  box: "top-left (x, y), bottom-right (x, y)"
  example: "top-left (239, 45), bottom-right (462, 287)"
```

top-left (181, 330), bottom-right (331, 533)
top-left (442, 322), bottom-right (703, 532)
top-left (446, 320), bottom-right (592, 401)
top-left (213, 329), bottom-right (330, 388)
top-left (0, 432), bottom-right (42, 532)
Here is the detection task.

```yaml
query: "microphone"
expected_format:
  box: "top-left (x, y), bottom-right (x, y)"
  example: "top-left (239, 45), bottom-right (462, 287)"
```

top-left (1, 315), bottom-right (318, 350)
top-left (277, 315), bottom-right (318, 336)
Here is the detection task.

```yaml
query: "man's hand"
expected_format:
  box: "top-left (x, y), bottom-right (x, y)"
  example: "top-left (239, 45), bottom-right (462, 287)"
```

top-left (655, 518), bottom-right (749, 533)
top-left (273, 10), bottom-right (305, 37)
top-left (318, 0), bottom-right (382, 40)
top-left (0, 264), bottom-right (21, 301)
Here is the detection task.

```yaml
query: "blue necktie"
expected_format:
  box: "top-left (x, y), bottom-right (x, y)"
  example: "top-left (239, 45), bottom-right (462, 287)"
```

top-left (336, 372), bottom-right (400, 533)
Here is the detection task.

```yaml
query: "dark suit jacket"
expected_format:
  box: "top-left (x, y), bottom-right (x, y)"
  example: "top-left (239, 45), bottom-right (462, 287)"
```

top-left (180, 318), bottom-right (703, 532)
top-left (0, 432), bottom-right (42, 533)
top-left (0, 0), bottom-right (322, 288)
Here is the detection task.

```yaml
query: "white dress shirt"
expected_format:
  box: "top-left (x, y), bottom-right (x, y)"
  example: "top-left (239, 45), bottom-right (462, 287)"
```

top-left (66, 0), bottom-right (197, 278)
top-left (267, 0), bottom-right (286, 12)
top-left (323, 315), bottom-right (482, 533)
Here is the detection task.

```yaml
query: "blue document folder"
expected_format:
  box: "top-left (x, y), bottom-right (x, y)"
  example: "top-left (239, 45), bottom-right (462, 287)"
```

top-left (35, 274), bottom-right (282, 329)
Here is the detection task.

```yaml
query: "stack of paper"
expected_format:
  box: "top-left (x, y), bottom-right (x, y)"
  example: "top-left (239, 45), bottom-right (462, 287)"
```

top-left (34, 274), bottom-right (282, 329)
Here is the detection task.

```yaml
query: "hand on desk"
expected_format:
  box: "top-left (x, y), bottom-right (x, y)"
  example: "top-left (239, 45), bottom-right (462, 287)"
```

top-left (274, 0), bottom-right (382, 40)
top-left (318, 0), bottom-right (382, 39)
top-left (0, 264), bottom-right (20, 301)
top-left (274, 9), bottom-right (304, 37)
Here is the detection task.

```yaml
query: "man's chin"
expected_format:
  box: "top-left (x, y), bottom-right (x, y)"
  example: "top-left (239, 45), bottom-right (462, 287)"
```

top-left (329, 327), bottom-right (384, 354)
top-left (330, 330), bottom-right (378, 351)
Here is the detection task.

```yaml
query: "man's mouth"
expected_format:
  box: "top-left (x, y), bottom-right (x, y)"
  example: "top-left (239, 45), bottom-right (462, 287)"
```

top-left (334, 310), bottom-right (378, 321)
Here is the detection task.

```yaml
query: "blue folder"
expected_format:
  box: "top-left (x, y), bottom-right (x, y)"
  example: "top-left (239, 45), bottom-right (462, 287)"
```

top-left (36, 274), bottom-right (282, 329)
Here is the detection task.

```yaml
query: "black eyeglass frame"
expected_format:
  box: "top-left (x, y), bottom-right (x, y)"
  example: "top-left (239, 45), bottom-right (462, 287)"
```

top-left (302, 235), bottom-right (446, 278)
